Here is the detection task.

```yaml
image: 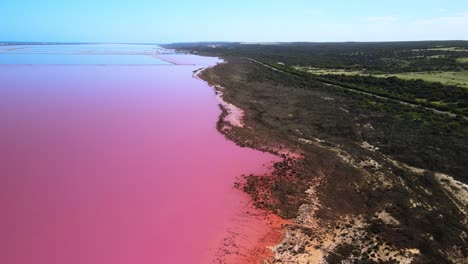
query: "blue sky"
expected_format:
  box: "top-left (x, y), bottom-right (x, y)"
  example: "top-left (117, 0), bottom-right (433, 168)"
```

top-left (1, 0), bottom-right (468, 43)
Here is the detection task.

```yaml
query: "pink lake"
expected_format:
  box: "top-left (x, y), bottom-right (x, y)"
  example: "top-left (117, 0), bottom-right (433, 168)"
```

top-left (0, 45), bottom-right (277, 264)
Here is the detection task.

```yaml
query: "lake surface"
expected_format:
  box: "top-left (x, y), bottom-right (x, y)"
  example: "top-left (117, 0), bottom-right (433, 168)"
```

top-left (0, 44), bottom-right (276, 263)
top-left (0, 44), bottom-right (172, 65)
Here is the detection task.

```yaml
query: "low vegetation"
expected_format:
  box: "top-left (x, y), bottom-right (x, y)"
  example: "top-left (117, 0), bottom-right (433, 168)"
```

top-left (456, 57), bottom-right (468, 64)
top-left (295, 67), bottom-right (468, 89)
top-left (168, 41), bottom-right (468, 73)
top-left (374, 71), bottom-right (468, 88)
top-left (166, 41), bottom-right (468, 263)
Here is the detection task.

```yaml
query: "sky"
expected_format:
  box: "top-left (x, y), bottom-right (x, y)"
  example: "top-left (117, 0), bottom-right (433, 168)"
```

top-left (1, 0), bottom-right (468, 43)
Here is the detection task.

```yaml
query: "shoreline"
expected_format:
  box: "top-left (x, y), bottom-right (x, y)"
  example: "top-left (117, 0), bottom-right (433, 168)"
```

top-left (195, 62), bottom-right (291, 263)
top-left (196, 59), bottom-right (315, 263)
top-left (194, 56), bottom-right (468, 263)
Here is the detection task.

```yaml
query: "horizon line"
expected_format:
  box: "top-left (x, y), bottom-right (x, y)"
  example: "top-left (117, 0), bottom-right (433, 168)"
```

top-left (1, 40), bottom-right (468, 45)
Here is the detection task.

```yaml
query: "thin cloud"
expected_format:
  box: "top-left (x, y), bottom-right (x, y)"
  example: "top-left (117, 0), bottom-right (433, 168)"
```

top-left (366, 16), bottom-right (399, 23)
top-left (415, 11), bottom-right (468, 25)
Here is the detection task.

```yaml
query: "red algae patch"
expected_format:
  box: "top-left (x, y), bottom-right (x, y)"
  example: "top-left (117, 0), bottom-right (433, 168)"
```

top-left (209, 199), bottom-right (288, 264)
top-left (0, 47), bottom-right (279, 264)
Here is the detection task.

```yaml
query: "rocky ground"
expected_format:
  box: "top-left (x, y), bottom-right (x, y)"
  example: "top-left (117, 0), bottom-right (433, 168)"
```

top-left (198, 57), bottom-right (467, 263)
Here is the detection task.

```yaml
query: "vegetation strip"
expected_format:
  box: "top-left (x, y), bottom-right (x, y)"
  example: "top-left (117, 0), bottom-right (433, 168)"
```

top-left (250, 59), bottom-right (468, 119)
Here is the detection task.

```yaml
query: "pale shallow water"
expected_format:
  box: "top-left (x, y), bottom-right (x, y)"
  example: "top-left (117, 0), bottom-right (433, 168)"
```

top-left (0, 44), bottom-right (171, 64)
top-left (0, 45), bottom-right (276, 264)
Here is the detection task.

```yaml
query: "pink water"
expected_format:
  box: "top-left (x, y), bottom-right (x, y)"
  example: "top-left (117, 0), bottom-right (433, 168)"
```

top-left (0, 50), bottom-right (276, 263)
